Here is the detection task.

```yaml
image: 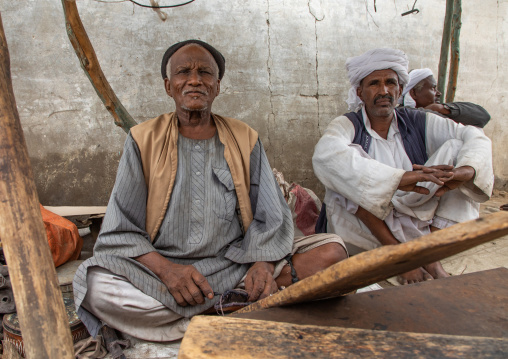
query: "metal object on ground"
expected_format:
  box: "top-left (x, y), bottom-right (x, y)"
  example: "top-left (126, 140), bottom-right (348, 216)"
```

top-left (2, 294), bottom-right (89, 358)
top-left (0, 266), bottom-right (15, 314)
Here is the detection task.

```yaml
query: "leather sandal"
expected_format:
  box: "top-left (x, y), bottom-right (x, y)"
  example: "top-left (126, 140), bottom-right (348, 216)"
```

top-left (74, 335), bottom-right (108, 359)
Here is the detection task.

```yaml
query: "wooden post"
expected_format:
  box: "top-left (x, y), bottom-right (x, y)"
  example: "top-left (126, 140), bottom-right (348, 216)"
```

top-left (61, 0), bottom-right (137, 133)
top-left (445, 0), bottom-right (462, 103)
top-left (437, 0), bottom-right (454, 101)
top-left (0, 13), bottom-right (74, 359)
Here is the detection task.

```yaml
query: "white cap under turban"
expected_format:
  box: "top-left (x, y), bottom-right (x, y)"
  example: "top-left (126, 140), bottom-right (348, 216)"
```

top-left (346, 48), bottom-right (409, 111)
top-left (399, 68), bottom-right (434, 106)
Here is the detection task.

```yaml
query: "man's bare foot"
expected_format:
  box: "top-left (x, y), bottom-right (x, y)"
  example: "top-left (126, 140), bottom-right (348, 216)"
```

top-left (430, 225), bottom-right (440, 232)
top-left (397, 267), bottom-right (433, 285)
top-left (423, 261), bottom-right (450, 279)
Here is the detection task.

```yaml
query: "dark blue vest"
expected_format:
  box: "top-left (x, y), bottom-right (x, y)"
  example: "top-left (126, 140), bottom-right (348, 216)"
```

top-left (315, 108), bottom-right (428, 233)
top-left (345, 107), bottom-right (428, 165)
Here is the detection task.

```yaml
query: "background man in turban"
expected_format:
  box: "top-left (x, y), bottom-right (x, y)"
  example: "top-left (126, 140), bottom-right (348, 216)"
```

top-left (73, 40), bottom-right (347, 342)
top-left (313, 48), bottom-right (493, 285)
top-left (400, 68), bottom-right (490, 128)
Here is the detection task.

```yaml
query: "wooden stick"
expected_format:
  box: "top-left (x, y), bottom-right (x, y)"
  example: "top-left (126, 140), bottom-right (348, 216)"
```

top-left (236, 211), bottom-right (508, 314)
top-left (2, 341), bottom-right (23, 359)
top-left (437, 0), bottom-right (454, 101)
top-left (0, 13), bottom-right (74, 359)
top-left (445, 0), bottom-right (462, 103)
top-left (180, 316), bottom-right (508, 359)
top-left (61, 0), bottom-right (137, 133)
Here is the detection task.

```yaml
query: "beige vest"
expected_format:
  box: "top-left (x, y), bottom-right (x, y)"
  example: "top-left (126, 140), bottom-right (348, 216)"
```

top-left (130, 113), bottom-right (259, 242)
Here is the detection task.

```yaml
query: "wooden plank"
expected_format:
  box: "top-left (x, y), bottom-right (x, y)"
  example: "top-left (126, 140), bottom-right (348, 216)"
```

top-left (234, 268), bottom-right (508, 338)
top-left (437, 0), bottom-right (455, 100)
top-left (0, 13), bottom-right (74, 359)
top-left (236, 211), bottom-right (508, 314)
top-left (179, 316), bottom-right (508, 359)
top-left (43, 206), bottom-right (107, 217)
top-left (61, 0), bottom-right (137, 133)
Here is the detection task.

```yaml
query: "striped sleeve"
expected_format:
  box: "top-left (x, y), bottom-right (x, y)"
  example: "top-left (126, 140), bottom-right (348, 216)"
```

top-left (93, 134), bottom-right (156, 258)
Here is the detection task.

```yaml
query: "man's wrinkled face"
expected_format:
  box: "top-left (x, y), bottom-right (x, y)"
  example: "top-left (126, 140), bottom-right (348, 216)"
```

top-left (164, 44), bottom-right (220, 113)
top-left (411, 76), bottom-right (441, 108)
top-left (357, 69), bottom-right (402, 118)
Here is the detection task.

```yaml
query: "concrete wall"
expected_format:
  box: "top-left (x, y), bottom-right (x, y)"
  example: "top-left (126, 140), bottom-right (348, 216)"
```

top-left (1, 0), bottom-right (506, 205)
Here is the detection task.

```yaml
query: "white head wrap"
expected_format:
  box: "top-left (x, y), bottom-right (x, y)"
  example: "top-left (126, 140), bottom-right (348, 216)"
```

top-left (399, 68), bottom-right (434, 106)
top-left (346, 48), bottom-right (409, 111)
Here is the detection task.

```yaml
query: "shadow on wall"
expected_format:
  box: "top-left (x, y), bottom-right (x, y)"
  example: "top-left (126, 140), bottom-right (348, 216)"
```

top-left (30, 150), bottom-right (121, 206)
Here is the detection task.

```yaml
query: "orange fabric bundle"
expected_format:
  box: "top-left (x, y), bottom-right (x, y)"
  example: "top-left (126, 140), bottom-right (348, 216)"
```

top-left (40, 204), bottom-right (83, 267)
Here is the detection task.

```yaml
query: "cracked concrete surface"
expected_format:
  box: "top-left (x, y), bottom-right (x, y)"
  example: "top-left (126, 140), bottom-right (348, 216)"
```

top-left (1, 0), bottom-right (506, 204)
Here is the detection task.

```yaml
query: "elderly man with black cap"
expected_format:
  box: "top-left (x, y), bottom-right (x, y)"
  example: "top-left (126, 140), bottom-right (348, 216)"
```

top-left (313, 48), bottom-right (493, 285)
top-left (73, 40), bottom-right (347, 342)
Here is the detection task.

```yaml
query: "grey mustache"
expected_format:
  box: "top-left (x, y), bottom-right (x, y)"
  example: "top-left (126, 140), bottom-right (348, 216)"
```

top-left (374, 94), bottom-right (394, 104)
top-left (183, 90), bottom-right (208, 95)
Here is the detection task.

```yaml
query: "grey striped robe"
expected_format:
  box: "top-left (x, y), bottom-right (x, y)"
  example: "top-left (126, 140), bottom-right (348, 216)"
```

top-left (74, 132), bottom-right (294, 336)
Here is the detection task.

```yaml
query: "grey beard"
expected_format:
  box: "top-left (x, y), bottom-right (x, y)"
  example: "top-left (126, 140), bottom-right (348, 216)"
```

top-left (181, 104), bottom-right (209, 112)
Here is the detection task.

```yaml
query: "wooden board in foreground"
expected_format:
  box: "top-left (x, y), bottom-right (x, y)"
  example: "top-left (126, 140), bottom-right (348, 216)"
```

top-left (236, 211), bottom-right (508, 314)
top-left (179, 316), bottom-right (508, 359)
top-left (233, 268), bottom-right (508, 338)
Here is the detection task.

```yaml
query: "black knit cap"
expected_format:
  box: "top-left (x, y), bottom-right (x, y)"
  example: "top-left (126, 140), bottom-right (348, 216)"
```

top-left (161, 40), bottom-right (225, 80)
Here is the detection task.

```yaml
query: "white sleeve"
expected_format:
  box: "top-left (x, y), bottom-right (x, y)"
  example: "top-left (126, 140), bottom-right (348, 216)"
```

top-left (425, 112), bottom-right (493, 200)
top-left (312, 116), bottom-right (406, 220)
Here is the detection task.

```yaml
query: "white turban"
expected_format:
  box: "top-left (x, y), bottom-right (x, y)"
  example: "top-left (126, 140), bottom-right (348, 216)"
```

top-left (399, 68), bottom-right (434, 106)
top-left (346, 48), bottom-right (409, 111)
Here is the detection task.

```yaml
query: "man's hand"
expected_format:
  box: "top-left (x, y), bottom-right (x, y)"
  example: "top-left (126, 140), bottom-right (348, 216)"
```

top-left (135, 252), bottom-right (213, 307)
top-left (159, 262), bottom-right (214, 307)
top-left (434, 166), bottom-right (475, 197)
top-left (398, 164), bottom-right (454, 194)
top-left (425, 103), bottom-right (451, 115)
top-left (244, 261), bottom-right (278, 302)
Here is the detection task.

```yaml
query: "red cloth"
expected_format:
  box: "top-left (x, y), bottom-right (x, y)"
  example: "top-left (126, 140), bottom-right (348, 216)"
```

top-left (40, 205), bottom-right (83, 267)
top-left (290, 185), bottom-right (319, 236)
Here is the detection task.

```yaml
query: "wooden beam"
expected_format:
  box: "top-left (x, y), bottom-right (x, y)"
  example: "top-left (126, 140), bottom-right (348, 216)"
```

top-left (0, 13), bottom-right (74, 359)
top-left (437, 0), bottom-right (454, 101)
top-left (445, 0), bottom-right (462, 103)
top-left (236, 211), bottom-right (508, 314)
top-left (61, 0), bottom-right (137, 133)
top-left (179, 316), bottom-right (508, 358)
top-left (234, 268), bottom-right (508, 339)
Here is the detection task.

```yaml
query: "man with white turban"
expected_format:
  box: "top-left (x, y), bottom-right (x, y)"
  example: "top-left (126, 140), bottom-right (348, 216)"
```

top-left (399, 68), bottom-right (490, 128)
top-left (313, 48), bottom-right (493, 285)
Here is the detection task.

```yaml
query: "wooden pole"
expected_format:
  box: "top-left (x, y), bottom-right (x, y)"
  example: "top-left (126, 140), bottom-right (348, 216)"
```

top-left (236, 211), bottom-right (508, 314)
top-left (437, 0), bottom-right (454, 101)
top-left (0, 13), bottom-right (74, 359)
top-left (61, 0), bottom-right (137, 133)
top-left (445, 0), bottom-right (462, 103)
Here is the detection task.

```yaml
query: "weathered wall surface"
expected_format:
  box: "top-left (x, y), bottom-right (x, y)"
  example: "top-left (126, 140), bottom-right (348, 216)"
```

top-left (0, 0), bottom-right (506, 205)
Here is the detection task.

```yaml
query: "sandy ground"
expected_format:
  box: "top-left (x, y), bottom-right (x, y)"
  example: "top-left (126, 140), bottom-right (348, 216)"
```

top-left (73, 191), bottom-right (508, 358)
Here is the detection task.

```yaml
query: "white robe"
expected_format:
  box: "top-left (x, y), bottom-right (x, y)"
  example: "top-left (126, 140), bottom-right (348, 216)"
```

top-left (312, 109), bottom-right (493, 254)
